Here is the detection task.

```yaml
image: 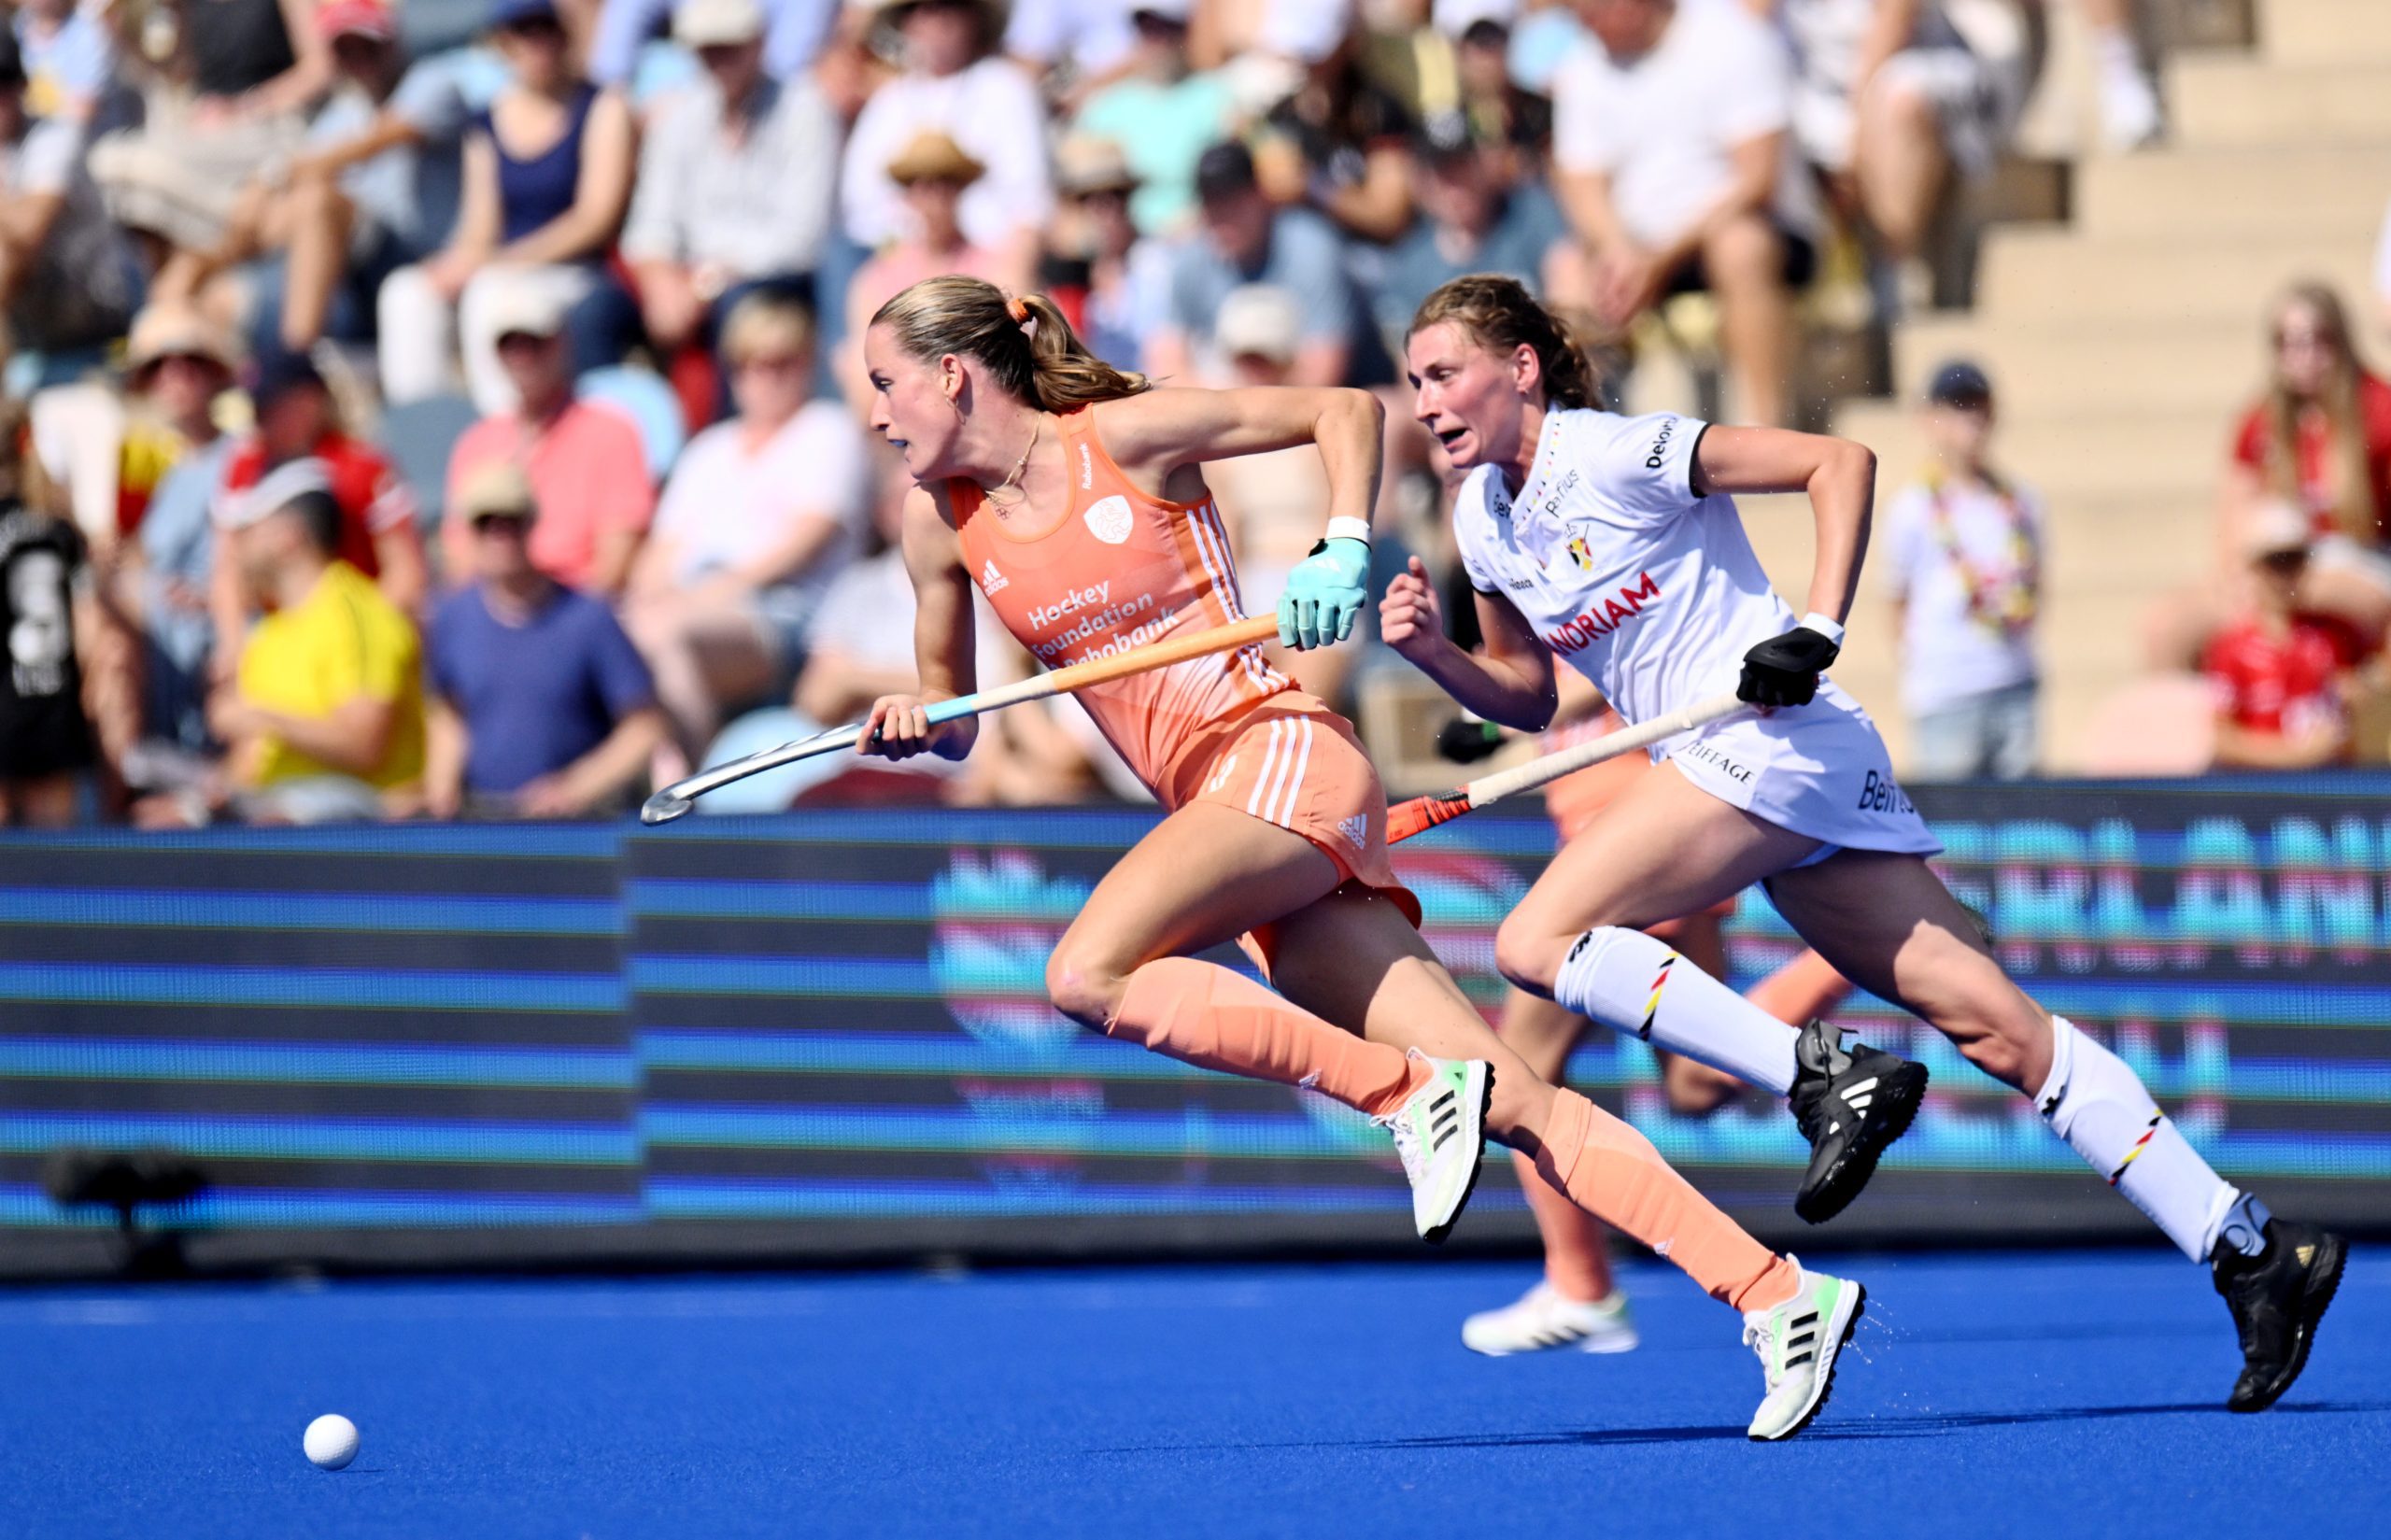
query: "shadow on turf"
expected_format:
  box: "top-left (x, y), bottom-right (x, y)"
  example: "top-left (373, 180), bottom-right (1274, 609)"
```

top-left (1096, 1400), bottom-right (2391, 1455)
top-left (1371, 1399), bottom-right (2391, 1448)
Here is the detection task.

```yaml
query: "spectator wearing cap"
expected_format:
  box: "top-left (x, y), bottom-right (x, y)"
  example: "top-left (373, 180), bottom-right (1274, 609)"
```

top-left (616, 0), bottom-right (839, 372)
top-left (0, 33), bottom-right (140, 384)
top-left (376, 0), bottom-right (636, 414)
top-left (2203, 502), bottom-right (2365, 771)
top-left (1046, 135), bottom-right (1168, 373)
top-left (839, 130), bottom-right (1015, 410)
top-left (202, 475), bottom-right (428, 824)
top-left (90, 0), bottom-right (332, 304)
top-left (588, 0), bottom-right (841, 89)
top-left (211, 348), bottom-right (425, 671)
top-left (106, 308), bottom-right (243, 752)
top-left (838, 0), bottom-right (1052, 277)
top-left (1881, 360), bottom-right (2043, 781)
top-left (629, 291), bottom-right (866, 770)
top-left (426, 461), bottom-right (666, 818)
top-left (1550, 0), bottom-right (1820, 428)
top-left (1373, 117), bottom-right (1571, 355)
top-left (1069, 4), bottom-right (1233, 237)
top-left (1440, 7), bottom-right (1550, 161)
top-left (441, 283), bottom-right (654, 597)
top-left (192, 0), bottom-right (480, 355)
top-left (1002, 0), bottom-right (1141, 102)
top-left (1149, 140), bottom-right (1364, 389)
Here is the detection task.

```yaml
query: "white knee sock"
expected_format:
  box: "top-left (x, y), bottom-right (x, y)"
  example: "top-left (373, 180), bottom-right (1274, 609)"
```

top-left (1550, 926), bottom-right (1799, 1095)
top-left (2036, 1015), bottom-right (2268, 1262)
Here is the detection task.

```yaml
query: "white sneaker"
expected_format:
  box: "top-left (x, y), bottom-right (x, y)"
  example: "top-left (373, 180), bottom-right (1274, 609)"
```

top-left (1742, 1259), bottom-right (1866, 1441)
top-left (1370, 1049), bottom-right (1488, 1244)
top-left (1462, 1282), bottom-right (1640, 1356)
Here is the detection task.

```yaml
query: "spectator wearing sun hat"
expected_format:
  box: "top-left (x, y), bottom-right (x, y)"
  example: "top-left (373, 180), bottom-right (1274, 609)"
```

top-left (839, 129), bottom-right (1017, 410)
top-left (1048, 134), bottom-right (1169, 373)
top-left (618, 0), bottom-right (840, 368)
top-left (2204, 500), bottom-right (2366, 771)
top-left (837, 0), bottom-right (1052, 268)
top-left (588, 0), bottom-right (841, 88)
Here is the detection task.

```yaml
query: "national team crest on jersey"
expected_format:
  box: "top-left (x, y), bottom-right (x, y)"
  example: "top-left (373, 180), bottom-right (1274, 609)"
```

top-left (1083, 494), bottom-right (1134, 544)
top-left (1563, 533), bottom-right (1595, 571)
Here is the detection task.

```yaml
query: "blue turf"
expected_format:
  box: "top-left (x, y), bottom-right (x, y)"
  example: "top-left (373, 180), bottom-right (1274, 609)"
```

top-left (5, 1249), bottom-right (2386, 1539)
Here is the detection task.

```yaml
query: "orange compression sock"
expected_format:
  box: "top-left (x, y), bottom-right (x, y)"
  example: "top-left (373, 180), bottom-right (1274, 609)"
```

top-left (1510, 1149), bottom-right (1614, 1301)
top-left (1745, 949), bottom-right (1854, 1029)
top-left (1107, 956), bottom-right (1423, 1117)
top-left (1531, 1087), bottom-right (1798, 1311)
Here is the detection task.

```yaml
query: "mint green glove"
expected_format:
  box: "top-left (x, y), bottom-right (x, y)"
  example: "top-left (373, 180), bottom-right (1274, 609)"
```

top-left (1277, 537), bottom-right (1370, 651)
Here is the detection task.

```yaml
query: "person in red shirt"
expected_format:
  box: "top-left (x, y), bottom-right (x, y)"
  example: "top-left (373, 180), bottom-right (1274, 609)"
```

top-left (441, 283), bottom-right (654, 598)
top-left (2227, 283), bottom-right (2391, 554)
top-left (208, 348), bottom-right (427, 672)
top-left (2204, 502), bottom-right (2364, 770)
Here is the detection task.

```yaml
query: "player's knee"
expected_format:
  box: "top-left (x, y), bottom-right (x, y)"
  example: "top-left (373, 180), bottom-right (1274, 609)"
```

top-left (1493, 919), bottom-right (1569, 996)
top-left (1043, 944), bottom-right (1125, 1031)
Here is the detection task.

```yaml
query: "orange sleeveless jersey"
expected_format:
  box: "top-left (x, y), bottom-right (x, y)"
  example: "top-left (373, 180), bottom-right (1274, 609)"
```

top-left (952, 406), bottom-right (1291, 787)
top-left (949, 406), bottom-right (1419, 942)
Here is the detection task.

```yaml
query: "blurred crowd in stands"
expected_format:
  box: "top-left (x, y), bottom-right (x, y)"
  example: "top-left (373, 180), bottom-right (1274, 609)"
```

top-left (0, 0), bottom-right (2382, 829)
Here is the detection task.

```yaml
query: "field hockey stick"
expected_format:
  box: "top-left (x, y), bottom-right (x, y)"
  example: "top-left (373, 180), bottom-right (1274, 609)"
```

top-left (639, 613), bottom-right (1282, 824)
top-left (1387, 691), bottom-right (1747, 843)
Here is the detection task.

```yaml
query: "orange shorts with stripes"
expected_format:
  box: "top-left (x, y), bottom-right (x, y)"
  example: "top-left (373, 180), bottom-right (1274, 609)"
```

top-left (1544, 713), bottom-right (1738, 923)
top-left (1161, 692), bottom-right (1423, 972)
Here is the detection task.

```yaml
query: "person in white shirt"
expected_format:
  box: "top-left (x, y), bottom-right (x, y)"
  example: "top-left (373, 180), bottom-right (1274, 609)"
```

top-left (1549, 0), bottom-right (1819, 428)
top-left (838, 0), bottom-right (1053, 278)
top-left (625, 291), bottom-right (870, 766)
top-left (1881, 359), bottom-right (2040, 779)
top-left (1382, 273), bottom-right (2341, 1416)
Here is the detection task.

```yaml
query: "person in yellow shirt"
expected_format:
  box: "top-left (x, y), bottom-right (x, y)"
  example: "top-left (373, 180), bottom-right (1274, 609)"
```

top-left (205, 461), bottom-right (426, 824)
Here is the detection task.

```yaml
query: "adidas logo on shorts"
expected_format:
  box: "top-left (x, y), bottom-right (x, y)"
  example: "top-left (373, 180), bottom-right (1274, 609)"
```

top-left (1337, 813), bottom-right (1368, 851)
top-left (980, 558), bottom-right (1009, 595)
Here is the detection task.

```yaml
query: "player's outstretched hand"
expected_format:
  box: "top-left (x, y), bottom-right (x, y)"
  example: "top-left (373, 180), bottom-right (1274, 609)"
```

top-left (1379, 556), bottom-right (1448, 666)
top-left (1278, 536), bottom-right (1371, 650)
top-left (1739, 625), bottom-right (1840, 708)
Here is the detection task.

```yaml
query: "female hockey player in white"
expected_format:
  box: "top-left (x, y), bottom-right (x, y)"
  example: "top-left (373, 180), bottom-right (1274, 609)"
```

top-left (1384, 275), bottom-right (2342, 1413)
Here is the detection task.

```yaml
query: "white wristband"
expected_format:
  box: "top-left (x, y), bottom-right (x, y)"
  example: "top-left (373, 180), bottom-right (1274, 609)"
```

top-left (1800, 612), bottom-right (1846, 647)
top-left (1324, 516), bottom-right (1372, 545)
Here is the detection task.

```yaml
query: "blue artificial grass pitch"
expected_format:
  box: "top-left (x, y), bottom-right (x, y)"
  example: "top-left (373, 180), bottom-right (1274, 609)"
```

top-left (3, 1249), bottom-right (2385, 1539)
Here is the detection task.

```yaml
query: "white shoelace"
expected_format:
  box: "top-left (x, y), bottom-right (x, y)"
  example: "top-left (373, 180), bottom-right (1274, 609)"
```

top-left (1377, 1107), bottom-right (1425, 1182)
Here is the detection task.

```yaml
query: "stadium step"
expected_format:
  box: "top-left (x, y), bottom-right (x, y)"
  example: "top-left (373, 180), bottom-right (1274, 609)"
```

top-left (2170, 57), bottom-right (2391, 148)
top-left (2262, 0), bottom-right (2391, 66)
top-left (2075, 144), bottom-right (2391, 238)
top-left (1886, 318), bottom-right (2262, 420)
top-left (1835, 399), bottom-right (2226, 506)
top-left (1974, 228), bottom-right (2377, 328)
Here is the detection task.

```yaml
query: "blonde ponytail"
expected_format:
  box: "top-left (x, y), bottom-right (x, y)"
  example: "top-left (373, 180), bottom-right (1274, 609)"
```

top-left (871, 276), bottom-right (1150, 412)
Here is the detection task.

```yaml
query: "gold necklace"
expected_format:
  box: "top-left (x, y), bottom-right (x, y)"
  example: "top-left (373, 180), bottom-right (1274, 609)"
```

top-left (985, 415), bottom-right (1042, 514)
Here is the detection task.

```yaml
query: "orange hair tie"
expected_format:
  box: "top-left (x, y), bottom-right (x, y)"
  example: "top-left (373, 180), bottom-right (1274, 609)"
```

top-left (1006, 295), bottom-right (1031, 324)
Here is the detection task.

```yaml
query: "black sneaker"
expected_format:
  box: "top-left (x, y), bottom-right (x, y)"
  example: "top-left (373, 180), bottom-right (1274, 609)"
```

top-left (1788, 1019), bottom-right (1928, 1224)
top-left (2214, 1219), bottom-right (2346, 1412)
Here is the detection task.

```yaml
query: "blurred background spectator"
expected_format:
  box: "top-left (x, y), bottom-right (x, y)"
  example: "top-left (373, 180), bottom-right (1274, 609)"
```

top-left (426, 459), bottom-right (665, 817)
top-left (628, 290), bottom-right (866, 775)
top-left (0, 396), bottom-right (97, 826)
top-left (1042, 134), bottom-right (1165, 373)
top-left (615, 0), bottom-right (838, 400)
top-left (1881, 360), bottom-right (2041, 781)
top-left (1150, 140), bottom-right (1360, 387)
top-left (375, 0), bottom-right (633, 413)
top-left (190, 471), bottom-right (426, 825)
top-left (0, 31), bottom-right (139, 387)
top-left (2203, 502), bottom-right (2361, 772)
top-left (211, 348), bottom-right (424, 671)
top-left (1550, 0), bottom-right (1818, 428)
top-left (840, 129), bottom-right (1011, 406)
top-left (839, 0), bottom-right (1051, 285)
top-left (1068, 3), bottom-right (1229, 238)
top-left (440, 282), bottom-right (652, 597)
